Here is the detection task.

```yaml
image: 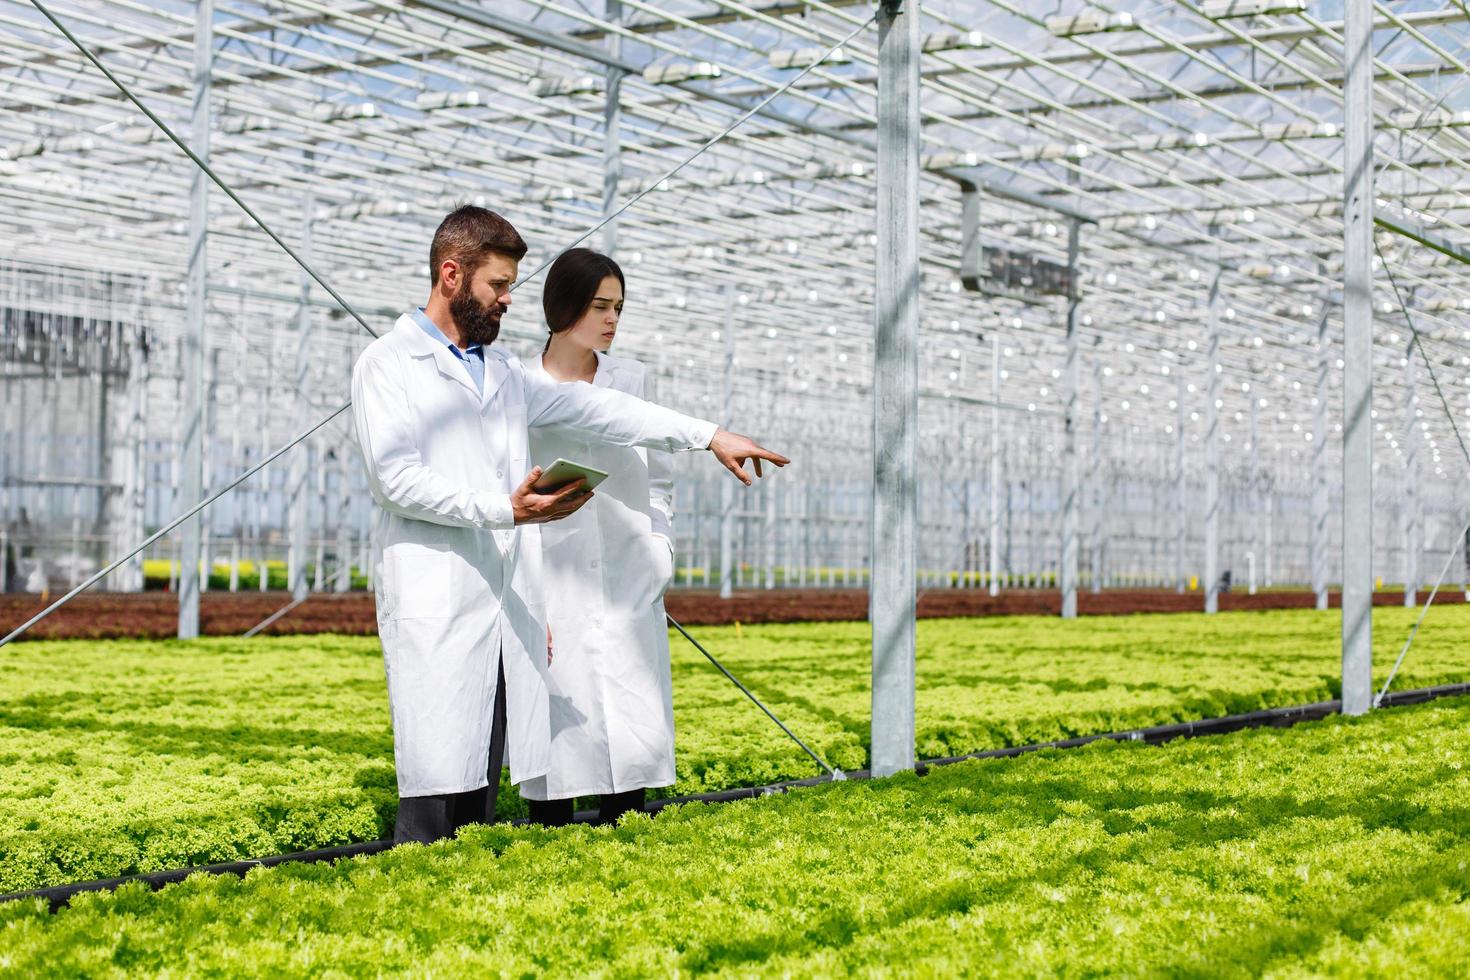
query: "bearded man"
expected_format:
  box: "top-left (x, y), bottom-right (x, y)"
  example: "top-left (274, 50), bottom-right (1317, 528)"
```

top-left (352, 206), bottom-right (786, 843)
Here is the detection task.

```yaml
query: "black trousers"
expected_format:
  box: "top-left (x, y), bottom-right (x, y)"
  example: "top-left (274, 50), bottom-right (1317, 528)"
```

top-left (393, 656), bottom-right (508, 845)
top-left (527, 787), bottom-right (647, 827)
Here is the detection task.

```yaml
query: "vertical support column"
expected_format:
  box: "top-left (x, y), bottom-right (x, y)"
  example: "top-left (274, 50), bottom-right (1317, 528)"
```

top-left (871, 0), bottom-right (920, 778)
top-left (1060, 221), bottom-right (1081, 619)
top-left (602, 0), bottom-right (623, 257)
top-left (1402, 348), bottom-right (1418, 606)
top-left (763, 478), bottom-right (777, 590)
top-left (718, 288), bottom-right (736, 600)
top-left (1248, 392), bottom-right (1259, 595)
top-left (1342, 0), bottom-right (1375, 715)
top-left (1175, 372), bottom-right (1187, 593)
top-left (1311, 306), bottom-right (1330, 609)
top-left (335, 446), bottom-right (353, 593)
top-left (1204, 268), bottom-right (1222, 615)
top-left (287, 185), bottom-right (314, 602)
top-left (228, 324), bottom-right (244, 592)
top-left (177, 0), bottom-right (212, 639)
top-left (114, 305), bottom-right (149, 592)
top-left (201, 346), bottom-right (218, 593)
top-left (988, 335), bottom-right (1000, 597)
top-left (1090, 359), bottom-right (1103, 594)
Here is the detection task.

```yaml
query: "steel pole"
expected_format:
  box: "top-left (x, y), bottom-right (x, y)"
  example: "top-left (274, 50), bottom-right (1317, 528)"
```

top-left (287, 185), bottom-right (314, 602)
top-left (1341, 0), bottom-right (1375, 715)
top-left (177, 0), bottom-right (211, 639)
top-left (718, 288), bottom-right (736, 600)
top-left (1311, 305), bottom-right (1330, 610)
top-left (1060, 221), bottom-right (1081, 619)
top-left (988, 335), bottom-right (1000, 596)
top-left (601, 0), bottom-right (623, 256)
top-left (870, 0), bottom-right (920, 778)
top-left (1205, 269), bottom-right (1222, 614)
top-left (1175, 372), bottom-right (1187, 593)
top-left (1403, 348), bottom-right (1418, 606)
top-left (1090, 359), bottom-right (1104, 594)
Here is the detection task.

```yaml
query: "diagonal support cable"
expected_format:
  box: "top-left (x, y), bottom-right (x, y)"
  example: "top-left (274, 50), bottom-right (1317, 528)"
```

top-left (667, 614), bottom-right (845, 780)
top-left (6, 1), bottom-right (871, 646)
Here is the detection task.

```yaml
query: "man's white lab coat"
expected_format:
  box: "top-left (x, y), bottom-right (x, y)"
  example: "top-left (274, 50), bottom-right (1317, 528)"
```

top-left (351, 314), bottom-right (715, 797)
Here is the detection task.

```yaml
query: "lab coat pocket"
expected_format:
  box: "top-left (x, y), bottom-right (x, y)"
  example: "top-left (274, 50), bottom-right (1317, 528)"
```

top-left (384, 549), bottom-right (453, 620)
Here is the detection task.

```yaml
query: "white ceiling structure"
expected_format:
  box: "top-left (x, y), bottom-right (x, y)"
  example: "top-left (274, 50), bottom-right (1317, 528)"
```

top-left (2, 0), bottom-right (1469, 481)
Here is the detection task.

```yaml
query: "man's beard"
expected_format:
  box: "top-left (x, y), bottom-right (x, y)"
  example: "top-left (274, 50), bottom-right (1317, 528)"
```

top-left (449, 282), bottom-right (503, 347)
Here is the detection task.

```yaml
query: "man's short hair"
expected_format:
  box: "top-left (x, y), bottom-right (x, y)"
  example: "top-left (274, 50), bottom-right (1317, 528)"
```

top-left (429, 205), bottom-right (528, 285)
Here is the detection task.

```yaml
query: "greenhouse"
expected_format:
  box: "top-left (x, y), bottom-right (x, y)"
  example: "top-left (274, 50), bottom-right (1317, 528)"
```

top-left (2, 0), bottom-right (1470, 974)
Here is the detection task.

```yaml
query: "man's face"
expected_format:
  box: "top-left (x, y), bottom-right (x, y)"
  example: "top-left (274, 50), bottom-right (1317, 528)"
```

top-left (448, 252), bottom-right (518, 347)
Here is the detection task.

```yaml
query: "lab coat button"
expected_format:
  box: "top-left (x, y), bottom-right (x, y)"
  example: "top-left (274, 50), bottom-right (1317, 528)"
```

top-left (590, 559), bottom-right (600, 569)
top-left (496, 469), bottom-right (503, 479)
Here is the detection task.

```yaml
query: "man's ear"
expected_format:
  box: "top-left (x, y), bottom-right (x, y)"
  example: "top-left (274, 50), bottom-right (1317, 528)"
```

top-left (438, 259), bottom-right (459, 294)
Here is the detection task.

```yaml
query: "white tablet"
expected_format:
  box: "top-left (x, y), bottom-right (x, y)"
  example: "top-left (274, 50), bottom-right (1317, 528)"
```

top-left (533, 457), bottom-right (610, 493)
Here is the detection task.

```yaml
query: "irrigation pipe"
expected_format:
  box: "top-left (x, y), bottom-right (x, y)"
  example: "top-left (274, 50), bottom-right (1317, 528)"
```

top-left (667, 614), bottom-right (845, 780)
top-left (6, 1), bottom-right (869, 645)
top-left (9, 679), bottom-right (1470, 914)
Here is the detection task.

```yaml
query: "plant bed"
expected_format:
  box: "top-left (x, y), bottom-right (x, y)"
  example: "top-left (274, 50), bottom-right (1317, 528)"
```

top-left (1, 607), bottom-right (1468, 894)
top-left (5, 698), bottom-right (1470, 974)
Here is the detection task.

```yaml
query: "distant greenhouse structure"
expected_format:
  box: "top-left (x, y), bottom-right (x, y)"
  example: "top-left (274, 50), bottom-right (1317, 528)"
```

top-left (2, 0), bottom-right (1468, 738)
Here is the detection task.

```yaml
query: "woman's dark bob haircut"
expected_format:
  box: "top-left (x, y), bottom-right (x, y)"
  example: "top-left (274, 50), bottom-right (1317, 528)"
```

top-left (542, 248), bottom-right (625, 345)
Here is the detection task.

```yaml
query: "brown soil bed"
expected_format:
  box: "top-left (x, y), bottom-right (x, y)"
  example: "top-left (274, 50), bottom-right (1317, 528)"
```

top-left (0, 587), bottom-right (1456, 641)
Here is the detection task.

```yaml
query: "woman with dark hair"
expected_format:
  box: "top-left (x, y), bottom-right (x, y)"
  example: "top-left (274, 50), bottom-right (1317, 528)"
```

top-left (519, 248), bottom-right (679, 826)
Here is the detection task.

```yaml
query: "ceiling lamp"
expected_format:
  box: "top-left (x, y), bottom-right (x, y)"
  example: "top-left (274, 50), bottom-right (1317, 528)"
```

top-left (311, 101), bottom-right (377, 122)
top-left (1046, 12), bottom-right (1136, 36)
top-left (1202, 0), bottom-right (1307, 18)
top-left (530, 74), bottom-right (604, 97)
top-left (415, 91), bottom-right (482, 111)
top-left (923, 31), bottom-right (986, 52)
top-left (769, 46), bottom-right (852, 69)
top-left (643, 61), bottom-right (722, 84)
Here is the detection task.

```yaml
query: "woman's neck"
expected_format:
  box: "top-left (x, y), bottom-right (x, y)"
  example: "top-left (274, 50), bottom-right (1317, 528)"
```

top-left (542, 334), bottom-right (599, 383)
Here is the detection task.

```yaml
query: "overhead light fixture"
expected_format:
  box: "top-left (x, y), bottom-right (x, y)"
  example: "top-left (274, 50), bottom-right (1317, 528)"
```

top-left (311, 101), bottom-right (378, 122)
top-left (923, 31), bottom-right (985, 53)
top-left (769, 46), bottom-right (852, 70)
top-left (1389, 108), bottom-right (1470, 130)
top-left (415, 90), bottom-right (482, 111)
top-left (920, 150), bottom-right (981, 169)
top-left (1202, 0), bottom-right (1307, 18)
top-left (643, 61), bottom-right (722, 84)
top-left (1046, 11), bottom-right (1136, 36)
top-left (531, 74), bottom-right (604, 97)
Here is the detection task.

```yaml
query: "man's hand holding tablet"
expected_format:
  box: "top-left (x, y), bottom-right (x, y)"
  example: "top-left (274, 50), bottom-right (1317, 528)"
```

top-left (512, 458), bottom-right (606, 525)
top-left (533, 458), bottom-right (610, 493)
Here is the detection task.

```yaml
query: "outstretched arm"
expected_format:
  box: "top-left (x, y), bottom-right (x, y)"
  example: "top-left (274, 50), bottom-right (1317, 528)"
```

top-left (525, 369), bottom-right (716, 453)
top-left (526, 371), bottom-right (789, 483)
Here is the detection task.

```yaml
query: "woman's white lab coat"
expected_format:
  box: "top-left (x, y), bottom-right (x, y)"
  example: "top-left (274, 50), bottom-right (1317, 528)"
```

top-left (351, 316), bottom-right (714, 798)
top-left (518, 352), bottom-right (678, 800)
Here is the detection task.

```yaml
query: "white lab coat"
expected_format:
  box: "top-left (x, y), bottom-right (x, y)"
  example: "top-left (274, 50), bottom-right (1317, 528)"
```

top-left (351, 315), bottom-right (716, 797)
top-left (519, 352), bottom-right (678, 801)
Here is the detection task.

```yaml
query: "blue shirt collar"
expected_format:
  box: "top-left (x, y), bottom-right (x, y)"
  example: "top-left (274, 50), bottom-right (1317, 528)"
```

top-left (411, 307), bottom-right (482, 360)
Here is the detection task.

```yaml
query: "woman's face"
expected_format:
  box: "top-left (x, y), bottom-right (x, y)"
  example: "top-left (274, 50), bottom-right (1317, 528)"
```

top-left (563, 275), bottom-right (624, 352)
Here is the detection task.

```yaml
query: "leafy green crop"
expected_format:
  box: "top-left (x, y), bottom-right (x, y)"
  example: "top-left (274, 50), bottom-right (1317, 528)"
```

top-left (1, 606), bottom-right (1467, 894)
top-left (4, 697), bottom-right (1470, 976)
